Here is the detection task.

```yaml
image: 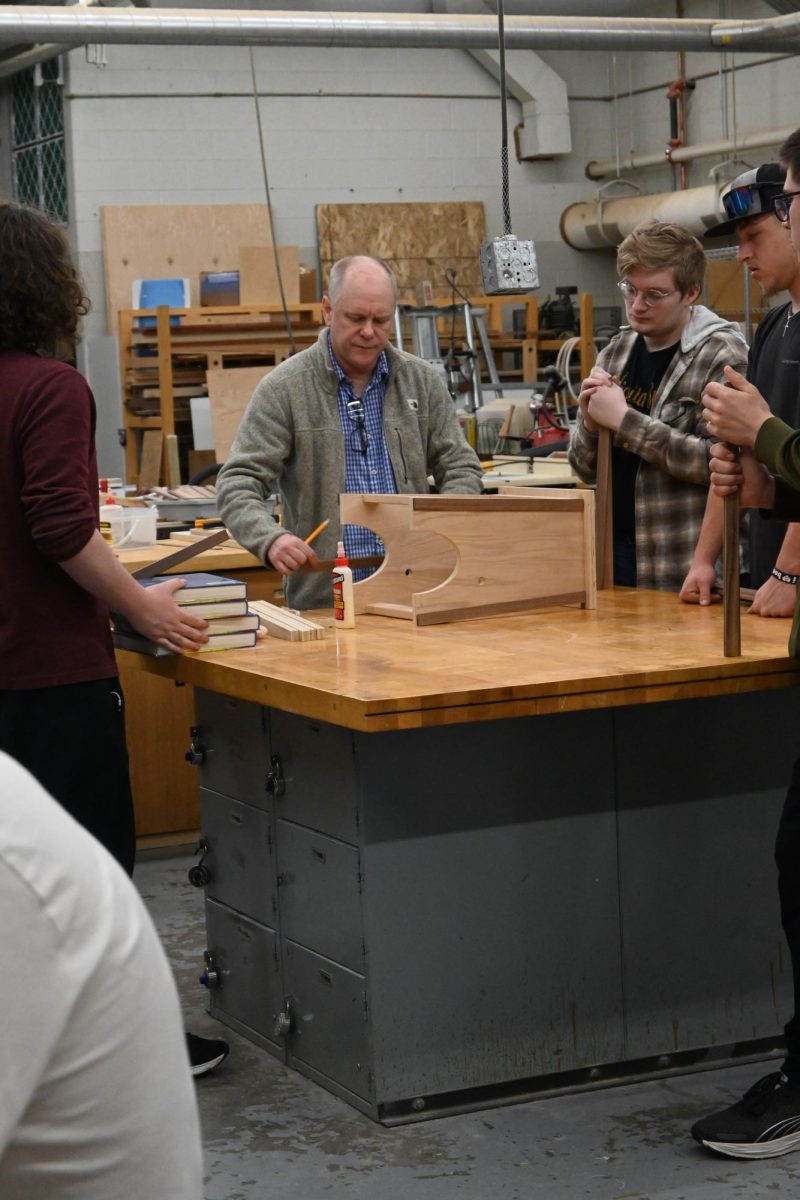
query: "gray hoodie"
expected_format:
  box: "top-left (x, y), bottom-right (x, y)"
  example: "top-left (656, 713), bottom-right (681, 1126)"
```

top-left (217, 329), bottom-right (483, 609)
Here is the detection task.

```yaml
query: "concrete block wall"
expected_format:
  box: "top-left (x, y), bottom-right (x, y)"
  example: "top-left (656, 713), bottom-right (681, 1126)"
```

top-left (38, 0), bottom-right (796, 474)
top-left (64, 38), bottom-right (619, 344)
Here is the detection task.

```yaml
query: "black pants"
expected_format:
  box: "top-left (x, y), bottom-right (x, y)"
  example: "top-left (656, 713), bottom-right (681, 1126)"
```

top-left (777, 754), bottom-right (800, 1077)
top-left (0, 678), bottom-right (136, 876)
top-left (613, 537), bottom-right (636, 588)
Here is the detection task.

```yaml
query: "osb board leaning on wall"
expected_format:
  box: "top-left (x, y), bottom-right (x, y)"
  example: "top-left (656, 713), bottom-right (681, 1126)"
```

top-left (101, 204), bottom-right (273, 332)
top-left (316, 201), bottom-right (485, 303)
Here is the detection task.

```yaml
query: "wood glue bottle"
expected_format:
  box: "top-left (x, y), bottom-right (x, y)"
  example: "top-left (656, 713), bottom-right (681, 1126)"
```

top-left (332, 540), bottom-right (355, 627)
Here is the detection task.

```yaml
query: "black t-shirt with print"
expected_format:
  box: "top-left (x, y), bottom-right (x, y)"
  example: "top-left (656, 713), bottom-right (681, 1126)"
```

top-left (612, 334), bottom-right (680, 541)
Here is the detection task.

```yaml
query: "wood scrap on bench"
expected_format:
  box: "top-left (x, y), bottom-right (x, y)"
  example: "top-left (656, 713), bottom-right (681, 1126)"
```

top-left (249, 600), bottom-right (326, 641)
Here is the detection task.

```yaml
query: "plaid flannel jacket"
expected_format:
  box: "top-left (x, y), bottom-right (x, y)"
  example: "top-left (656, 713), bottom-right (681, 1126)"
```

top-left (568, 305), bottom-right (748, 591)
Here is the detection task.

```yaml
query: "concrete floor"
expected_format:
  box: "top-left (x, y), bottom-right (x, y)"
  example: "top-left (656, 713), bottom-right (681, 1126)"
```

top-left (137, 852), bottom-right (800, 1200)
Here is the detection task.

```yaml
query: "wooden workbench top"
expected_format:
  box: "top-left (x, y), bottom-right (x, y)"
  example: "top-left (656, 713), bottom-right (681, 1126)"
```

top-left (121, 589), bottom-right (800, 733)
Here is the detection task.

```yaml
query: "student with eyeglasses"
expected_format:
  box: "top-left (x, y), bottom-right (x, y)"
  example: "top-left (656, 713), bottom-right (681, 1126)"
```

top-left (218, 255), bottom-right (483, 610)
top-left (682, 156), bottom-right (800, 613)
top-left (568, 220), bottom-right (747, 589)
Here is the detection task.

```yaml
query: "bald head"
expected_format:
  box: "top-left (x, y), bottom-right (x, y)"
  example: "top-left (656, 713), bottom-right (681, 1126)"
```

top-left (327, 256), bottom-right (397, 306)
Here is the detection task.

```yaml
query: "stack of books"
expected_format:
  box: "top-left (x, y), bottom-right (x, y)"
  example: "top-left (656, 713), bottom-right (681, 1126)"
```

top-left (112, 572), bottom-right (259, 656)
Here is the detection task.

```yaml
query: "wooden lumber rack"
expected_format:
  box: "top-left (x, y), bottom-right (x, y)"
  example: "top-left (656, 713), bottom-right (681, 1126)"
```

top-left (119, 303), bottom-right (322, 486)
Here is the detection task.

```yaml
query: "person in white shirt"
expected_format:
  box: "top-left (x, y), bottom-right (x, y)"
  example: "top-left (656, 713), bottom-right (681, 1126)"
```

top-left (0, 751), bottom-right (203, 1199)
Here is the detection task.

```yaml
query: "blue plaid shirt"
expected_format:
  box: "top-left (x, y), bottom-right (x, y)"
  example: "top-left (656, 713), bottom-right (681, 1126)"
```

top-left (329, 335), bottom-right (397, 579)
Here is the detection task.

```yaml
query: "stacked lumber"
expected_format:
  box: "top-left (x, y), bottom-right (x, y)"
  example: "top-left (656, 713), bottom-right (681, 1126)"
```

top-left (249, 600), bottom-right (326, 642)
top-left (150, 484), bottom-right (216, 501)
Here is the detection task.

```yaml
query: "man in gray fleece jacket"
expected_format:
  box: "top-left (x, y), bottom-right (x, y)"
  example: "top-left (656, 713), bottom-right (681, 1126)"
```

top-left (217, 255), bottom-right (482, 609)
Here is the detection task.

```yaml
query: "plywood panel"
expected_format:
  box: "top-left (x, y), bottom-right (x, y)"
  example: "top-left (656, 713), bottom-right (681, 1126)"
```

top-left (206, 366), bottom-right (272, 464)
top-left (316, 201), bottom-right (485, 303)
top-left (239, 245), bottom-right (300, 306)
top-left (706, 259), bottom-right (760, 317)
top-left (101, 203), bottom-right (273, 331)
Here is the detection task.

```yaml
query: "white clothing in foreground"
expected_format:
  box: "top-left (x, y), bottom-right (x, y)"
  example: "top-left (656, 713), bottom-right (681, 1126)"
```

top-left (0, 751), bottom-right (202, 1200)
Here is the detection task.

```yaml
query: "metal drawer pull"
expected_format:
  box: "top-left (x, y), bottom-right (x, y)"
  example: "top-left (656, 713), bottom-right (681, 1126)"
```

top-left (188, 838), bottom-right (211, 887)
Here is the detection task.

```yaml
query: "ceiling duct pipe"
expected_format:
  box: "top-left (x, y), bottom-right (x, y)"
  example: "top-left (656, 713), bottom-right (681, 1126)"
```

top-left (2, 7), bottom-right (800, 54)
top-left (587, 124), bottom-right (799, 180)
top-left (560, 183), bottom-right (725, 251)
top-left (712, 12), bottom-right (800, 50)
top-left (0, 0), bottom-right (110, 80)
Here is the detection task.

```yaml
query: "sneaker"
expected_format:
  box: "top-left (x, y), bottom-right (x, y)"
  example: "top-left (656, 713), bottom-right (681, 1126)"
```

top-left (186, 1031), bottom-right (229, 1078)
top-left (691, 1071), bottom-right (800, 1159)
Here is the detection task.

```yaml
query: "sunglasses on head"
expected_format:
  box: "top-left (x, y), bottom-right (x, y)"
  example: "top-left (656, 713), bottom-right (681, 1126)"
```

top-left (722, 186), bottom-right (760, 220)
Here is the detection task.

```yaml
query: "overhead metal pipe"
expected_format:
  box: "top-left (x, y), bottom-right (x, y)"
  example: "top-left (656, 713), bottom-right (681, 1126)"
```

top-left (0, 0), bottom-right (106, 82)
top-left (0, 43), bottom-right (75, 80)
top-left (712, 12), bottom-right (800, 50)
top-left (586, 124), bottom-right (798, 180)
top-left (0, 8), bottom-right (795, 75)
top-left (560, 183), bottom-right (725, 250)
top-left (0, 8), bottom-right (765, 54)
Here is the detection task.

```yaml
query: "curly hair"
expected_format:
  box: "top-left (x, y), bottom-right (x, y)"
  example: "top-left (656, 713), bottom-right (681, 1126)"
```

top-left (616, 219), bottom-right (706, 297)
top-left (0, 202), bottom-right (89, 353)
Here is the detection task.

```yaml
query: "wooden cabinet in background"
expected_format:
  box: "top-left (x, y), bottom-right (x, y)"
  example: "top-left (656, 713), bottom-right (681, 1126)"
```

top-left (119, 303), bottom-right (322, 486)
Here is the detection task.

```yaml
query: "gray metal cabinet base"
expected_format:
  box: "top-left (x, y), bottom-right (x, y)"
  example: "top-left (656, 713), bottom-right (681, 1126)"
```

top-left (191, 686), bottom-right (798, 1123)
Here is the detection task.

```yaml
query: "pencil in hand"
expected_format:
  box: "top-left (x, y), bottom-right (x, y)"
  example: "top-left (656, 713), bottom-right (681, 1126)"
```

top-left (304, 518), bottom-right (330, 546)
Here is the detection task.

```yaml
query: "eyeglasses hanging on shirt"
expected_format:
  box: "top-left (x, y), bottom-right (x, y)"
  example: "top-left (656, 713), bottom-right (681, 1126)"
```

top-left (346, 399), bottom-right (370, 456)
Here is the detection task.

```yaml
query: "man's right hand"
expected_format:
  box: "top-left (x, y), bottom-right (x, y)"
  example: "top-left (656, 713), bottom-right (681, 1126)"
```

top-left (268, 532), bottom-right (319, 575)
top-left (709, 443), bottom-right (775, 509)
top-left (679, 562), bottom-right (721, 607)
top-left (577, 368), bottom-right (610, 434)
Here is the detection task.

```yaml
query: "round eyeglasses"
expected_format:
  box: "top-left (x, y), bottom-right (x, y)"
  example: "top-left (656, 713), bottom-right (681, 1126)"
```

top-left (617, 280), bottom-right (678, 308)
top-left (773, 191), bottom-right (800, 225)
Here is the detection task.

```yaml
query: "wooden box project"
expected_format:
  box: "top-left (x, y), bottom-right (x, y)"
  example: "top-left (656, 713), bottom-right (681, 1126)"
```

top-left (340, 490), bottom-right (596, 626)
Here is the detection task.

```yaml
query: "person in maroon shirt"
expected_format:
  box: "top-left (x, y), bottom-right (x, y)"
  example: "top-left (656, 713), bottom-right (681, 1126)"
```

top-left (0, 202), bottom-right (231, 1075)
top-left (0, 201), bottom-right (210, 870)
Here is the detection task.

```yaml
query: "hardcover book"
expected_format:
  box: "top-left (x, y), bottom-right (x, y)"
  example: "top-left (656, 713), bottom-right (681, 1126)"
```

top-left (113, 628), bottom-right (258, 656)
top-left (140, 572), bottom-right (247, 605)
top-left (110, 600), bottom-right (251, 638)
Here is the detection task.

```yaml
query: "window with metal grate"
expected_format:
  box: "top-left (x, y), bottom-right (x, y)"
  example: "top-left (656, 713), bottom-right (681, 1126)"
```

top-left (11, 58), bottom-right (67, 223)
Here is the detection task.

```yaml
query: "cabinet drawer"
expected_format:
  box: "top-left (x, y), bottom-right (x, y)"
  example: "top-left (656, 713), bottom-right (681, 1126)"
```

top-left (195, 689), bottom-right (267, 805)
top-left (200, 787), bottom-right (275, 927)
top-left (268, 712), bottom-right (359, 842)
top-left (284, 941), bottom-right (371, 1101)
top-left (277, 820), bottom-right (363, 972)
top-left (205, 898), bottom-right (281, 1046)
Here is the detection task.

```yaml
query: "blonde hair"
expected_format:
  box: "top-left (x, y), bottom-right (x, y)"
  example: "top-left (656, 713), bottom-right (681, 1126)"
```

top-left (617, 220), bottom-right (705, 297)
